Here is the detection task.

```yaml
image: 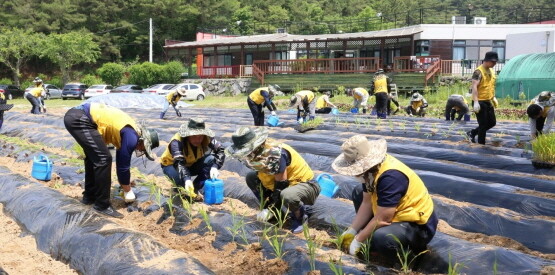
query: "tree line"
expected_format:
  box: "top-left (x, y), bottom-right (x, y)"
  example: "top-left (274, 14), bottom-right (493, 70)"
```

top-left (0, 0), bottom-right (553, 85)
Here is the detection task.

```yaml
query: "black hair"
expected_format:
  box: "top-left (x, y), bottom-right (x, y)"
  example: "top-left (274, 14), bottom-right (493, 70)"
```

top-left (527, 104), bottom-right (542, 118)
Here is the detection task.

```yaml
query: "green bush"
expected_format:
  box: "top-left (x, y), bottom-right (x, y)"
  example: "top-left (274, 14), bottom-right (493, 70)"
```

top-left (49, 76), bottom-right (63, 88)
top-left (128, 62), bottom-right (164, 87)
top-left (80, 74), bottom-right (100, 86)
top-left (97, 62), bottom-right (125, 86)
top-left (161, 61), bottom-right (185, 84)
top-left (0, 78), bottom-right (12, 85)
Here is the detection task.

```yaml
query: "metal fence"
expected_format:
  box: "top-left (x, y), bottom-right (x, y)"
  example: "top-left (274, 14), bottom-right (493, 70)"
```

top-left (440, 60), bottom-right (508, 76)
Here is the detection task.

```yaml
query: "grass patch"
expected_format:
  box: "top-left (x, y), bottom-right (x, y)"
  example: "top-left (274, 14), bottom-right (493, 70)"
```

top-left (9, 98), bottom-right (82, 109)
top-left (531, 133), bottom-right (555, 163)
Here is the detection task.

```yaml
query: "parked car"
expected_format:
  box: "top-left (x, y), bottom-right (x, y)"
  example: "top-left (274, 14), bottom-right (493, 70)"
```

top-left (62, 83), bottom-right (88, 100)
top-left (0, 84), bottom-right (24, 100)
top-left (170, 83), bottom-right (205, 101)
top-left (25, 84), bottom-right (63, 99)
top-left (84, 84), bottom-right (113, 98)
top-left (144, 84), bottom-right (175, 96)
top-left (111, 85), bottom-right (143, 93)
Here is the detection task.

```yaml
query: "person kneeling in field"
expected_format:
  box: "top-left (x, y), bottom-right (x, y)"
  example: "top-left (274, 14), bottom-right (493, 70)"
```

top-left (226, 126), bottom-right (321, 233)
top-left (332, 135), bottom-right (438, 266)
top-left (64, 103), bottom-right (159, 218)
top-left (160, 118), bottom-right (225, 200)
top-left (527, 91), bottom-right (555, 139)
top-left (445, 94), bottom-right (469, 121)
top-left (406, 92), bottom-right (428, 117)
top-left (290, 90), bottom-right (317, 123)
top-left (315, 91), bottom-right (337, 114)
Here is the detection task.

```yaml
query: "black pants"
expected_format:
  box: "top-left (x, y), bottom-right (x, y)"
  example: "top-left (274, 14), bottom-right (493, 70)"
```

top-left (248, 98), bottom-right (265, 126)
top-left (26, 93), bottom-right (41, 114)
top-left (445, 98), bottom-right (468, 120)
top-left (470, 101), bottom-right (496, 144)
top-left (315, 107), bottom-right (332, 114)
top-left (64, 108), bottom-right (113, 210)
top-left (351, 184), bottom-right (434, 266)
top-left (375, 92), bottom-right (389, 118)
top-left (536, 116), bottom-right (546, 135)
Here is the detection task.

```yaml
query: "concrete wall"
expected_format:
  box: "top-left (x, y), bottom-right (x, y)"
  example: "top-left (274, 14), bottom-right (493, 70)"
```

top-left (183, 78), bottom-right (251, 96)
top-left (506, 31), bottom-right (555, 59)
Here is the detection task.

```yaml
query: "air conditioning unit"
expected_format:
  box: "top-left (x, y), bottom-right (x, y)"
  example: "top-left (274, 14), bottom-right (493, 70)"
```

top-left (452, 16), bottom-right (466, 24)
top-left (276, 28), bottom-right (286, 33)
top-left (473, 17), bottom-right (487, 25)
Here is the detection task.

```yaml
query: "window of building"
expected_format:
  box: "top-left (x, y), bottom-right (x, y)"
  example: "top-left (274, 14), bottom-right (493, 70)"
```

top-left (415, 40), bottom-right (430, 56)
top-left (274, 51), bottom-right (289, 60)
top-left (453, 40), bottom-right (466, 60)
top-left (245, 54), bottom-right (253, 65)
top-left (492, 40), bottom-right (506, 60)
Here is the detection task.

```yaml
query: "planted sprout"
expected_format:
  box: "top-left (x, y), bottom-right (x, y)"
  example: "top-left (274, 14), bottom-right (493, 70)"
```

top-left (414, 123), bottom-right (421, 132)
top-left (178, 187), bottom-right (194, 221)
top-left (329, 217), bottom-right (345, 250)
top-left (166, 191), bottom-right (175, 217)
top-left (387, 234), bottom-right (429, 274)
top-left (447, 253), bottom-right (465, 275)
top-left (226, 201), bottom-right (250, 245)
top-left (303, 223), bottom-right (320, 271)
top-left (327, 256), bottom-right (344, 275)
top-left (269, 199), bottom-right (290, 230)
top-left (198, 206), bottom-right (213, 232)
top-left (258, 185), bottom-right (267, 211)
top-left (265, 226), bottom-right (287, 259)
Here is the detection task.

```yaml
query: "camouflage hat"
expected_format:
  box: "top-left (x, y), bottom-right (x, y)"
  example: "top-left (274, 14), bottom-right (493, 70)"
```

top-left (332, 135), bottom-right (387, 176)
top-left (137, 123), bottom-right (159, 161)
top-left (225, 126), bottom-right (269, 159)
top-left (179, 118), bottom-right (215, 138)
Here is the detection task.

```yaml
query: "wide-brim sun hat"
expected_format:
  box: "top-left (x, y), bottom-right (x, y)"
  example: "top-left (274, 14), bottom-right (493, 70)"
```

top-left (179, 118), bottom-right (215, 138)
top-left (375, 69), bottom-right (384, 75)
top-left (137, 123), bottom-right (159, 161)
top-left (332, 135), bottom-right (387, 176)
top-left (289, 95), bottom-right (301, 108)
top-left (176, 87), bottom-right (186, 96)
top-left (411, 93), bottom-right (422, 102)
top-left (225, 126), bottom-right (269, 159)
top-left (33, 77), bottom-right (43, 83)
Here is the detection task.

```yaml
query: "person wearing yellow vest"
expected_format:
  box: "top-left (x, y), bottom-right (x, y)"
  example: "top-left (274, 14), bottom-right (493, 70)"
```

top-left (315, 91), bottom-right (337, 114)
top-left (248, 85), bottom-right (279, 126)
top-left (445, 94), bottom-right (469, 121)
top-left (226, 126), bottom-right (320, 233)
top-left (405, 92), bottom-right (428, 117)
top-left (160, 88), bottom-right (186, 119)
top-left (64, 102), bottom-right (159, 218)
top-left (0, 91), bottom-right (14, 131)
top-left (370, 69), bottom-right (392, 118)
top-left (348, 87), bottom-right (370, 114)
top-left (160, 118), bottom-right (225, 200)
top-left (25, 77), bottom-right (45, 114)
top-left (527, 91), bottom-right (555, 138)
top-left (466, 51), bottom-right (499, 144)
top-left (332, 135), bottom-right (437, 264)
top-left (289, 90), bottom-right (317, 123)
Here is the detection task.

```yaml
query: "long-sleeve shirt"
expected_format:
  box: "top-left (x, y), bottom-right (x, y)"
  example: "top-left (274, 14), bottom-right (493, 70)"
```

top-left (169, 137), bottom-right (225, 180)
top-left (116, 126), bottom-right (139, 186)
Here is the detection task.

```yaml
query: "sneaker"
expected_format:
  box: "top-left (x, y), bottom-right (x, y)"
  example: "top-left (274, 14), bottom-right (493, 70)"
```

top-left (466, 130), bottom-right (476, 143)
top-left (93, 205), bottom-right (124, 219)
top-left (290, 206), bottom-right (308, 234)
top-left (81, 197), bottom-right (95, 205)
top-left (123, 189), bottom-right (136, 203)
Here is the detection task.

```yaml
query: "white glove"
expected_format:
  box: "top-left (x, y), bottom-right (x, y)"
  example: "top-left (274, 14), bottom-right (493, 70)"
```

top-left (340, 227), bottom-right (357, 251)
top-left (349, 236), bottom-right (363, 255)
top-left (270, 111), bottom-right (277, 116)
top-left (473, 101), bottom-right (480, 113)
top-left (123, 189), bottom-right (136, 203)
top-left (415, 107), bottom-right (420, 113)
top-left (256, 209), bottom-right (274, 222)
top-left (184, 180), bottom-right (195, 198)
top-left (298, 118), bottom-right (304, 124)
top-left (209, 167), bottom-right (219, 179)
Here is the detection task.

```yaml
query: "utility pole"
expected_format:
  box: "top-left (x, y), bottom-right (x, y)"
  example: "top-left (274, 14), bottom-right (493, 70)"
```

top-left (149, 18), bottom-right (153, 62)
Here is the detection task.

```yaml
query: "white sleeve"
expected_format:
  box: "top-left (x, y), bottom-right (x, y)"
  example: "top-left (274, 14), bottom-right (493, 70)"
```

top-left (544, 108), bottom-right (555, 133)
top-left (529, 117), bottom-right (537, 137)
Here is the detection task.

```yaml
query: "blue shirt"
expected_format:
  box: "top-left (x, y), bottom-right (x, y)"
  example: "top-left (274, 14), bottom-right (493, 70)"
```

top-left (116, 126), bottom-right (139, 186)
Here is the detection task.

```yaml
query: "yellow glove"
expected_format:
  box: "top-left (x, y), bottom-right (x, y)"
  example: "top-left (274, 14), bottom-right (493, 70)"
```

top-left (340, 227), bottom-right (357, 252)
top-left (184, 180), bottom-right (196, 198)
top-left (492, 97), bottom-right (499, 108)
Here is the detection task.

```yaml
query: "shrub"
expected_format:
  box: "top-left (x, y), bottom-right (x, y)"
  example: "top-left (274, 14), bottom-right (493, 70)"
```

top-left (161, 61), bottom-right (185, 83)
top-left (80, 74), bottom-right (99, 86)
top-left (97, 62), bottom-right (125, 86)
top-left (49, 76), bottom-right (63, 88)
top-left (0, 78), bottom-right (12, 85)
top-left (531, 133), bottom-right (555, 163)
top-left (128, 62), bottom-right (164, 87)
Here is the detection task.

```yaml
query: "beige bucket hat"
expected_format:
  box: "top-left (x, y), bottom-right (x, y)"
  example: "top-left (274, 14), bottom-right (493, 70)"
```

top-left (176, 87), bottom-right (186, 96)
top-left (179, 118), bottom-right (215, 138)
top-left (225, 126), bottom-right (268, 159)
top-left (332, 135), bottom-right (387, 176)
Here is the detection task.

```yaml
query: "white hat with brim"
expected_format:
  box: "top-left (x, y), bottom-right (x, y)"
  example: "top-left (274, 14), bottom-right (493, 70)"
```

top-left (33, 78), bottom-right (43, 83)
top-left (179, 118), bottom-right (215, 138)
top-left (332, 135), bottom-right (387, 176)
top-left (289, 95), bottom-right (301, 108)
top-left (225, 126), bottom-right (268, 159)
top-left (176, 88), bottom-right (186, 96)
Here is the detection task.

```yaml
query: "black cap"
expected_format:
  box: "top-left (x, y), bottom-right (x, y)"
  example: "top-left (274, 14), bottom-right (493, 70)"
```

top-left (484, 51), bottom-right (498, 62)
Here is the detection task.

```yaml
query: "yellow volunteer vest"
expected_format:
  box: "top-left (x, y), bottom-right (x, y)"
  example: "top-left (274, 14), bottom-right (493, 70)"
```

top-left (166, 90), bottom-right (182, 104)
top-left (258, 144), bottom-right (314, 191)
top-left (541, 106), bottom-right (551, 118)
top-left (476, 65), bottom-right (496, 101)
top-left (373, 76), bottom-right (388, 94)
top-left (89, 103), bottom-right (140, 149)
top-left (315, 95), bottom-right (330, 109)
top-left (296, 90), bottom-right (315, 103)
top-left (353, 88), bottom-right (369, 100)
top-left (249, 87), bottom-right (269, 105)
top-left (411, 100), bottom-right (423, 110)
top-left (160, 133), bottom-right (210, 167)
top-left (370, 155), bottom-right (434, 225)
top-left (30, 87), bottom-right (43, 98)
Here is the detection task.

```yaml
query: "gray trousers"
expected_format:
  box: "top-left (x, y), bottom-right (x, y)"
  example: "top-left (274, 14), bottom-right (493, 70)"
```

top-left (246, 171), bottom-right (320, 212)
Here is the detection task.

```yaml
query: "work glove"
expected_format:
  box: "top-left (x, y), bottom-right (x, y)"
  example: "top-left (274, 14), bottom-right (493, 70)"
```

top-left (340, 227), bottom-right (357, 252)
top-left (120, 188), bottom-right (136, 203)
top-left (209, 167), bottom-right (219, 179)
top-left (349, 236), bottom-right (363, 256)
top-left (256, 209), bottom-right (274, 222)
top-left (298, 117), bottom-right (304, 124)
top-left (270, 111), bottom-right (277, 116)
top-left (492, 97), bottom-right (499, 108)
top-left (415, 107), bottom-right (420, 113)
top-left (184, 179), bottom-right (196, 198)
top-left (473, 101), bottom-right (480, 113)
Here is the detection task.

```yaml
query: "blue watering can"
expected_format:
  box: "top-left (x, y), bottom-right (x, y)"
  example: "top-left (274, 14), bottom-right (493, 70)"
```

top-left (350, 107), bottom-right (358, 114)
top-left (331, 108), bottom-right (339, 115)
top-left (32, 154), bottom-right (53, 181)
top-left (267, 115), bottom-right (283, 127)
top-left (204, 179), bottom-right (224, 204)
top-left (316, 173), bottom-right (339, 198)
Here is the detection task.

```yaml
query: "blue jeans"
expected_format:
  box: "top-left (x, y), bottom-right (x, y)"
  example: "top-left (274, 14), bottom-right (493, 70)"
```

top-left (161, 155), bottom-right (215, 192)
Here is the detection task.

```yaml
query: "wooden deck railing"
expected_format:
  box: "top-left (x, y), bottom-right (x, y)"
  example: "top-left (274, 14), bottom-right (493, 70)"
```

top-left (252, 64), bottom-right (264, 85)
top-left (253, 57), bottom-right (381, 74)
top-left (199, 66), bottom-right (241, 78)
top-left (425, 60), bottom-right (441, 87)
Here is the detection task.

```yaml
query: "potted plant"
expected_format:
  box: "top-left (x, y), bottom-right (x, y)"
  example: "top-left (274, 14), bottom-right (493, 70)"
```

top-left (531, 133), bottom-right (555, 169)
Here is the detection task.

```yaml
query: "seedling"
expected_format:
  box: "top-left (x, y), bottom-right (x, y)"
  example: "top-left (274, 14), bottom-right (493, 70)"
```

top-left (226, 201), bottom-right (250, 245)
top-left (269, 199), bottom-right (290, 230)
top-left (265, 226), bottom-right (287, 259)
top-left (447, 253), bottom-right (465, 275)
top-left (166, 191), bottom-right (175, 217)
top-left (327, 256), bottom-right (344, 275)
top-left (258, 185), bottom-right (267, 211)
top-left (71, 143), bottom-right (85, 159)
top-left (177, 187), bottom-right (194, 221)
top-left (387, 234), bottom-right (429, 273)
top-left (414, 123), bottom-right (421, 132)
top-left (303, 223), bottom-right (320, 271)
top-left (198, 206), bottom-right (213, 232)
top-left (329, 217), bottom-right (345, 250)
